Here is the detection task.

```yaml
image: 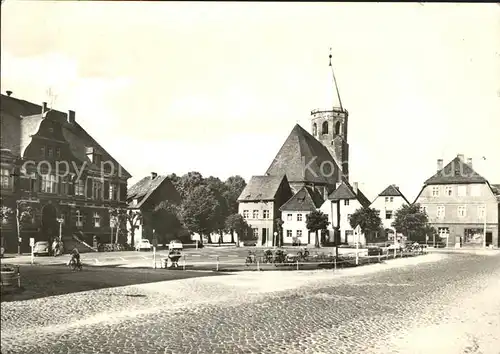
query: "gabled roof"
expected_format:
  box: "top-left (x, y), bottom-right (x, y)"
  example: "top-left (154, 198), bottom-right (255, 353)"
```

top-left (491, 184), bottom-right (500, 203)
top-left (237, 175), bottom-right (287, 202)
top-left (328, 181), bottom-right (371, 208)
top-left (127, 175), bottom-right (169, 209)
top-left (265, 124), bottom-right (342, 185)
top-left (424, 156), bottom-right (487, 185)
top-left (377, 184), bottom-right (410, 204)
top-left (279, 186), bottom-right (324, 212)
top-left (0, 94), bottom-right (131, 178)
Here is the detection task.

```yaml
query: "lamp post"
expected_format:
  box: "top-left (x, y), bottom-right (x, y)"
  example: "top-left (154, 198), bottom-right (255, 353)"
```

top-left (483, 203), bottom-right (487, 248)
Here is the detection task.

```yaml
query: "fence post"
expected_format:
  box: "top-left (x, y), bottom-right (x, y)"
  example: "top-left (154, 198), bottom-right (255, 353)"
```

top-left (334, 257), bottom-right (337, 271)
top-left (393, 249), bottom-right (396, 259)
top-left (216, 255), bottom-right (219, 272)
top-left (183, 254), bottom-right (186, 271)
top-left (296, 259), bottom-right (299, 271)
top-left (378, 252), bottom-right (381, 263)
top-left (17, 266), bottom-right (21, 288)
top-left (257, 259), bottom-right (260, 271)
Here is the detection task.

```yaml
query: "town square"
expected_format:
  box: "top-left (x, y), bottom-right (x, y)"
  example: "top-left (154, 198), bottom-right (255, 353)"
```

top-left (1, 2), bottom-right (500, 354)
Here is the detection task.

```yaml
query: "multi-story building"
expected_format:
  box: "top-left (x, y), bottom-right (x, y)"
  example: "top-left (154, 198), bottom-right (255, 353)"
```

top-left (0, 92), bottom-right (131, 253)
top-left (280, 186), bottom-right (324, 246)
top-left (414, 154), bottom-right (499, 248)
top-left (370, 184), bottom-right (410, 240)
top-left (237, 175), bottom-right (293, 247)
top-left (127, 172), bottom-right (182, 246)
top-left (319, 181), bottom-right (371, 245)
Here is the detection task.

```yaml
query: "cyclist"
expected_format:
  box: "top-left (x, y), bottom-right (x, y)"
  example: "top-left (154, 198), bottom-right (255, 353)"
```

top-left (70, 248), bottom-right (81, 268)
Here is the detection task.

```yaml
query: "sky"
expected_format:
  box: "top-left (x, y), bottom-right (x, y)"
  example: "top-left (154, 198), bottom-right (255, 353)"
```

top-left (1, 1), bottom-right (499, 202)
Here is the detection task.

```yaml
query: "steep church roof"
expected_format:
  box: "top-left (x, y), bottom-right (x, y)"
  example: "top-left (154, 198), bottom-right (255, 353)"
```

top-left (424, 156), bottom-right (487, 185)
top-left (265, 124), bottom-right (342, 186)
top-left (238, 175), bottom-right (288, 202)
top-left (377, 184), bottom-right (410, 204)
top-left (328, 181), bottom-right (371, 208)
top-left (279, 186), bottom-right (324, 212)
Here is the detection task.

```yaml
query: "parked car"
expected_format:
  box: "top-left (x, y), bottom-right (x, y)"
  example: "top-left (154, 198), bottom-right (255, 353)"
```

top-left (135, 239), bottom-right (152, 251)
top-left (168, 239), bottom-right (183, 251)
top-left (33, 241), bottom-right (50, 256)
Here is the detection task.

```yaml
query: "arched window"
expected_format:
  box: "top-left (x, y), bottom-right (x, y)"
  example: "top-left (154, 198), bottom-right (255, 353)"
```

top-left (312, 123), bottom-right (317, 136)
top-left (335, 121), bottom-right (341, 135)
top-left (322, 121), bottom-right (329, 134)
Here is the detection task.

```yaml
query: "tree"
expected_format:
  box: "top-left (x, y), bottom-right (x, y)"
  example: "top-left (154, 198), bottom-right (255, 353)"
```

top-left (170, 172), bottom-right (205, 200)
top-left (348, 207), bottom-right (383, 243)
top-left (306, 210), bottom-right (330, 248)
top-left (274, 218), bottom-right (284, 247)
top-left (126, 210), bottom-right (142, 246)
top-left (16, 201), bottom-right (34, 254)
top-left (205, 176), bottom-right (230, 242)
top-left (0, 206), bottom-right (13, 222)
top-left (392, 203), bottom-right (432, 242)
top-left (181, 185), bottom-right (220, 244)
top-left (224, 175), bottom-right (247, 215)
top-left (224, 213), bottom-right (251, 245)
top-left (109, 208), bottom-right (128, 244)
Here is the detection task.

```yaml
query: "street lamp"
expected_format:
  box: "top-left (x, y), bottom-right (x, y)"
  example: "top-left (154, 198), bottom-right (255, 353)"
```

top-left (56, 217), bottom-right (64, 240)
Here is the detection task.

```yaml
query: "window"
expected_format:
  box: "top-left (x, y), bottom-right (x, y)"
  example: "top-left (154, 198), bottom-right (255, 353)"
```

top-left (56, 147), bottom-right (61, 158)
top-left (286, 230), bottom-right (292, 238)
top-left (93, 212), bottom-right (101, 227)
top-left (312, 123), bottom-right (317, 136)
top-left (297, 214), bottom-right (303, 221)
top-left (243, 210), bottom-right (249, 218)
top-left (432, 186), bottom-right (440, 196)
top-left (75, 210), bottom-right (83, 227)
top-left (470, 185), bottom-right (481, 197)
top-left (92, 179), bottom-right (103, 200)
top-left (29, 173), bottom-right (37, 192)
top-left (296, 230), bottom-right (303, 237)
top-left (458, 185), bottom-right (467, 197)
top-left (109, 183), bottom-right (119, 200)
top-left (61, 176), bottom-right (68, 195)
top-left (437, 206), bottom-right (445, 219)
top-left (47, 147), bottom-right (53, 158)
top-left (385, 197), bottom-right (389, 202)
top-left (252, 228), bottom-right (259, 238)
top-left (438, 227), bottom-right (449, 238)
top-left (477, 205), bottom-right (485, 219)
top-left (457, 205), bottom-right (466, 217)
top-left (0, 168), bottom-right (11, 190)
top-left (41, 174), bottom-right (58, 193)
top-left (420, 206), bottom-right (428, 214)
top-left (287, 214), bottom-right (292, 221)
top-left (40, 146), bottom-right (45, 157)
top-left (75, 179), bottom-right (85, 196)
top-left (445, 186), bottom-right (453, 196)
top-left (263, 210), bottom-right (270, 219)
top-left (385, 210), bottom-right (393, 220)
top-left (335, 121), bottom-right (341, 135)
top-left (344, 200), bottom-right (350, 206)
top-left (322, 121), bottom-right (328, 134)
top-left (252, 210), bottom-right (259, 219)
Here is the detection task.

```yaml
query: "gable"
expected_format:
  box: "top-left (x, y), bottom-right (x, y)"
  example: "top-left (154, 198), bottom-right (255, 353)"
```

top-left (280, 186), bottom-right (324, 212)
top-left (238, 175), bottom-right (287, 201)
top-left (425, 157), bottom-right (487, 185)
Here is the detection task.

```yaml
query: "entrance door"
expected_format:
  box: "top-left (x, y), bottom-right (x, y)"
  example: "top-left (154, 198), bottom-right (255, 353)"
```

top-left (262, 228), bottom-right (267, 246)
top-left (486, 232), bottom-right (492, 246)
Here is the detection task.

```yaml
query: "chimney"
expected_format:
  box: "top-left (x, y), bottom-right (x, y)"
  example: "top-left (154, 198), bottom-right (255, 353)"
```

top-left (437, 159), bottom-right (443, 171)
top-left (467, 158), bottom-right (472, 168)
top-left (67, 110), bottom-right (75, 124)
top-left (42, 102), bottom-right (48, 114)
top-left (393, 184), bottom-right (399, 190)
top-left (353, 182), bottom-right (358, 195)
top-left (457, 153), bottom-right (464, 161)
top-left (151, 172), bottom-right (158, 179)
top-left (6, 90), bottom-right (12, 97)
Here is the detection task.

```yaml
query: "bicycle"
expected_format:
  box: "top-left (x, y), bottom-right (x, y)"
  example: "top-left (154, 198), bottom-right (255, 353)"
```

top-left (245, 251), bottom-right (256, 266)
top-left (297, 248), bottom-right (310, 262)
top-left (68, 258), bottom-right (83, 271)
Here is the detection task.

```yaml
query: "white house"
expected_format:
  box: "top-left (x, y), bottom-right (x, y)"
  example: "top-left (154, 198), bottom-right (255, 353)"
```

top-left (280, 186), bottom-right (325, 246)
top-left (370, 184), bottom-right (410, 240)
top-left (319, 181), bottom-right (371, 245)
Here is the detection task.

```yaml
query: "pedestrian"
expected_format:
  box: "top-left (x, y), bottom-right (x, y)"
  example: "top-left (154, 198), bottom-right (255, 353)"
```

top-left (52, 238), bottom-right (59, 257)
top-left (218, 235), bottom-right (222, 246)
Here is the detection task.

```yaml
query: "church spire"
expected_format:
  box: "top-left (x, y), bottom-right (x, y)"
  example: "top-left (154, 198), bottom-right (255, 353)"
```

top-left (329, 48), bottom-right (344, 112)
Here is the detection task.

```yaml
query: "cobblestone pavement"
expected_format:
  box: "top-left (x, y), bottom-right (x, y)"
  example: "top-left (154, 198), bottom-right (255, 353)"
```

top-left (2, 253), bottom-right (500, 354)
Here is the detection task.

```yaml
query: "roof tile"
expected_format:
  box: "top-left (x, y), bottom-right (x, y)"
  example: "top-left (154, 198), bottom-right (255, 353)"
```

top-left (424, 157), bottom-right (487, 185)
top-left (238, 175), bottom-right (287, 201)
top-left (280, 186), bottom-right (324, 212)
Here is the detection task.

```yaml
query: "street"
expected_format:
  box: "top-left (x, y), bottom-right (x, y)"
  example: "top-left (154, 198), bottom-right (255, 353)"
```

top-left (2, 252), bottom-right (500, 354)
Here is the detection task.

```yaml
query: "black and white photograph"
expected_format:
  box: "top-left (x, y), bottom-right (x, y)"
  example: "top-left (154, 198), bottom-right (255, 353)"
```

top-left (1, 1), bottom-right (499, 353)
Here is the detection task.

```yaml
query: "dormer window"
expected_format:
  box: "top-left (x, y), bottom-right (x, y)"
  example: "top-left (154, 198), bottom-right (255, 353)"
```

top-left (85, 147), bottom-right (102, 165)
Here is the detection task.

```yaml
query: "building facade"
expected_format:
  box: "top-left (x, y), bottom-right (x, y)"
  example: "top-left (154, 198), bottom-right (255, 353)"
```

top-left (414, 155), bottom-right (499, 248)
top-left (126, 172), bottom-right (183, 246)
top-left (319, 181), bottom-right (371, 245)
top-left (280, 186), bottom-right (324, 246)
top-left (370, 184), bottom-right (410, 240)
top-left (0, 93), bottom-right (131, 253)
top-left (238, 175), bottom-right (293, 247)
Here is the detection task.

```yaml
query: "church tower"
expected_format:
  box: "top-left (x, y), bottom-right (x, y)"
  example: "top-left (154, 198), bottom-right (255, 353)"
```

top-left (311, 49), bottom-right (349, 181)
